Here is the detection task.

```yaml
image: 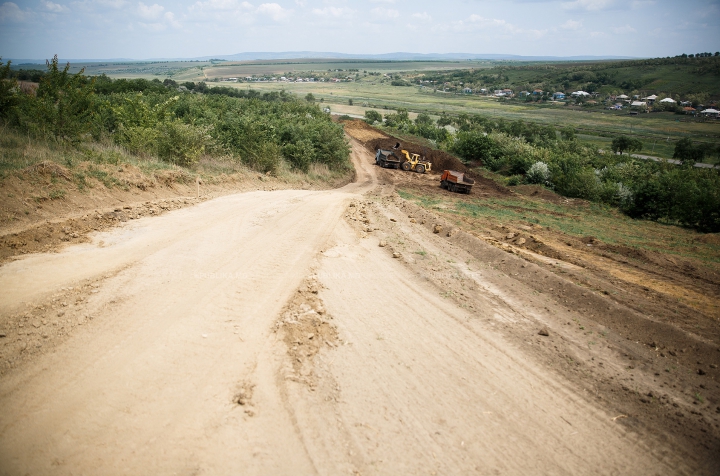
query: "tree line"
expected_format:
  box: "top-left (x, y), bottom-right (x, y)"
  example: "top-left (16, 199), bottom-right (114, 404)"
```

top-left (0, 56), bottom-right (350, 174)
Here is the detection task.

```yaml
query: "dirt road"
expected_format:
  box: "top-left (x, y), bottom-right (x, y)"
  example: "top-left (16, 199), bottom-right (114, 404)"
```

top-left (0, 140), bottom-right (706, 474)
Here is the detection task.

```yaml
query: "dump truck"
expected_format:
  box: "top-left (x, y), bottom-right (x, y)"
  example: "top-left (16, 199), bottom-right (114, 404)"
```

top-left (399, 150), bottom-right (432, 174)
top-left (441, 170), bottom-right (474, 194)
top-left (375, 144), bottom-right (402, 169)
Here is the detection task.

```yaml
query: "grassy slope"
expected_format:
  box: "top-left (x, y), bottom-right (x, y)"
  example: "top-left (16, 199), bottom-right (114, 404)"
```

top-left (0, 128), bottom-right (351, 232)
top-left (397, 175), bottom-right (720, 266)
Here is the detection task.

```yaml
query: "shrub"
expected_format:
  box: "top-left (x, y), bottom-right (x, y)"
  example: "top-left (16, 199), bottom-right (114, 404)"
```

top-left (156, 121), bottom-right (213, 166)
top-left (452, 131), bottom-right (499, 166)
top-left (506, 175), bottom-right (524, 186)
top-left (611, 135), bottom-right (643, 155)
top-left (526, 161), bottom-right (551, 185)
top-left (364, 109), bottom-right (382, 124)
top-left (14, 55), bottom-right (96, 142)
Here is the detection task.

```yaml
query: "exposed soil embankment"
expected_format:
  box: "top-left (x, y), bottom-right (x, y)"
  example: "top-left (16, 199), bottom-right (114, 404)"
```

top-left (0, 156), bottom-right (353, 263)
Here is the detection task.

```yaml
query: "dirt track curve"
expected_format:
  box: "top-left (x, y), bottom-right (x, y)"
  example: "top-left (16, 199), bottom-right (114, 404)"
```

top-left (0, 140), bottom-right (707, 475)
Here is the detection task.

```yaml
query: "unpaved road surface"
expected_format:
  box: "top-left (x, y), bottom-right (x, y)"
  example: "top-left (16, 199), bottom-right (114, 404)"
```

top-left (0, 140), bottom-right (713, 475)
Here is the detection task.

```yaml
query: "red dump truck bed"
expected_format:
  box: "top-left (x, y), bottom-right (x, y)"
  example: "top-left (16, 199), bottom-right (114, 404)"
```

top-left (441, 170), bottom-right (474, 194)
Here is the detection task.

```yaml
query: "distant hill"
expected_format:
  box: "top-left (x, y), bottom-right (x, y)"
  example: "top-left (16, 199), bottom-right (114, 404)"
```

top-left (8, 52), bottom-right (636, 64)
top-left (419, 56), bottom-right (720, 98)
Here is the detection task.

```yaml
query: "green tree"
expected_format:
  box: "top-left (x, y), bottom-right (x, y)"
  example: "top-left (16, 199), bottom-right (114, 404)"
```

top-left (18, 55), bottom-right (96, 142)
top-left (383, 108), bottom-right (410, 128)
top-left (452, 132), bottom-right (500, 166)
top-left (560, 125), bottom-right (576, 141)
top-left (436, 114), bottom-right (452, 127)
top-left (305, 93), bottom-right (315, 103)
top-left (348, 98), bottom-right (353, 106)
top-left (673, 138), bottom-right (705, 166)
top-left (364, 109), bottom-right (382, 125)
top-left (415, 112), bottom-right (434, 127)
top-left (611, 135), bottom-right (642, 155)
top-left (0, 58), bottom-right (19, 120)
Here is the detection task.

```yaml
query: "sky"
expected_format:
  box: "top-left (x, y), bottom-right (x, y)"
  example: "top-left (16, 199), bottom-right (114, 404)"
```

top-left (1, 0), bottom-right (719, 61)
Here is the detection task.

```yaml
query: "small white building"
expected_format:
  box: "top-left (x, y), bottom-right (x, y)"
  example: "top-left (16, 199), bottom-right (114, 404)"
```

top-left (658, 97), bottom-right (676, 104)
top-left (571, 91), bottom-right (590, 97)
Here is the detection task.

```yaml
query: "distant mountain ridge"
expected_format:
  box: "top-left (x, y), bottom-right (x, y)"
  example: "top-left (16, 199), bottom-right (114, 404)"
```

top-left (9, 52), bottom-right (636, 64)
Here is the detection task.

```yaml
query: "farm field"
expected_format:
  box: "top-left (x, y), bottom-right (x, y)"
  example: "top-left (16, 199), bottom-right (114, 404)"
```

top-left (51, 58), bottom-right (500, 81)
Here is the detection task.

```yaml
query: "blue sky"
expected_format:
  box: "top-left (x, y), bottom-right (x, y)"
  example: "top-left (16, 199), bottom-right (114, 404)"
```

top-left (1, 0), bottom-right (718, 60)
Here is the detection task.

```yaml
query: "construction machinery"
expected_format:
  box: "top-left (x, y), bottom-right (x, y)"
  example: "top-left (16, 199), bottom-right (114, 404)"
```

top-left (441, 170), bottom-right (474, 194)
top-left (375, 142), bottom-right (403, 169)
top-left (399, 150), bottom-right (432, 174)
top-left (375, 148), bottom-right (402, 169)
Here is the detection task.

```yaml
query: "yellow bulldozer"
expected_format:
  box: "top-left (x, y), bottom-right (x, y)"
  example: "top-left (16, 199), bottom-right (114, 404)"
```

top-left (399, 150), bottom-right (432, 174)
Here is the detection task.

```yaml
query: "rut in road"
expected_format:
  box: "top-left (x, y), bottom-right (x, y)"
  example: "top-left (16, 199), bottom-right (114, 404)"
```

top-left (0, 140), bottom-right (690, 475)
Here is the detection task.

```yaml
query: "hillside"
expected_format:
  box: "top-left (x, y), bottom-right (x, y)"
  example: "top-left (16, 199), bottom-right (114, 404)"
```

top-left (419, 55), bottom-right (720, 98)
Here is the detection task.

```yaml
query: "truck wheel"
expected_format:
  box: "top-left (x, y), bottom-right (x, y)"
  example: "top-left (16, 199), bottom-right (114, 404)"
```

top-left (416, 164), bottom-right (425, 174)
top-left (401, 162), bottom-right (411, 171)
top-left (451, 184), bottom-right (457, 193)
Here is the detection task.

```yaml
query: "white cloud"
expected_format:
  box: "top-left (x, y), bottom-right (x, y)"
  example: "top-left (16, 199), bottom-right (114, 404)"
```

top-left (42, 1), bottom-right (69, 13)
top-left (312, 6), bottom-right (353, 18)
top-left (137, 2), bottom-right (164, 20)
top-left (412, 12), bottom-right (431, 22)
top-left (561, 19), bottom-right (582, 30)
top-left (256, 3), bottom-right (290, 21)
top-left (563, 0), bottom-right (615, 11)
top-left (164, 10), bottom-right (180, 28)
top-left (369, 0), bottom-right (395, 3)
top-left (0, 2), bottom-right (28, 22)
top-left (370, 7), bottom-right (398, 19)
top-left (612, 24), bottom-right (636, 34)
top-left (466, 15), bottom-right (519, 33)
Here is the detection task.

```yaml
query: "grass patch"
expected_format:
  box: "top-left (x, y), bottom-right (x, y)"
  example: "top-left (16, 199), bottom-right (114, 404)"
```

top-left (397, 184), bottom-right (720, 265)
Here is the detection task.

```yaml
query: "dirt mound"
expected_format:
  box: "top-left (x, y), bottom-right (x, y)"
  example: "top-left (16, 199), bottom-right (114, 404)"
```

top-left (340, 119), bottom-right (469, 177)
top-left (24, 161), bottom-right (73, 181)
top-left (366, 137), bottom-right (468, 176)
top-left (341, 119), bottom-right (389, 143)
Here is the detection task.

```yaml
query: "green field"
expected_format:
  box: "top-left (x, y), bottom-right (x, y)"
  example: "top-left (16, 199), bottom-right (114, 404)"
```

top-left (31, 59), bottom-right (501, 81)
